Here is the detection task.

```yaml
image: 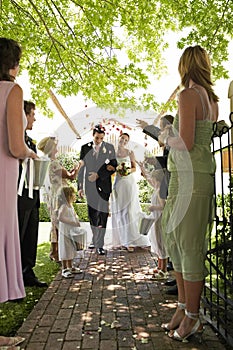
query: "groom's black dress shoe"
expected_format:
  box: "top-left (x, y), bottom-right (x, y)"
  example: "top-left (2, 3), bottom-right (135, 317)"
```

top-left (24, 277), bottom-right (48, 288)
top-left (164, 278), bottom-right (176, 286)
top-left (97, 248), bottom-right (105, 255)
top-left (167, 261), bottom-right (174, 271)
top-left (165, 284), bottom-right (178, 295)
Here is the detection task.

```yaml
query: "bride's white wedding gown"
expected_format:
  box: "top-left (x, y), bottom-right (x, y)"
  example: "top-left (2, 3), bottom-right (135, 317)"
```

top-left (111, 156), bottom-right (150, 248)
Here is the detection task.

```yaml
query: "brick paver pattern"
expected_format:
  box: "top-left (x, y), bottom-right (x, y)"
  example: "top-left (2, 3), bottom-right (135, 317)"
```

top-left (18, 248), bottom-right (226, 350)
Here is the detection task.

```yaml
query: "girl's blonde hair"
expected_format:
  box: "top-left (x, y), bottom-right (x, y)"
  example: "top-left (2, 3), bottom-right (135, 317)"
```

top-left (58, 186), bottom-right (76, 206)
top-left (37, 137), bottom-right (57, 157)
top-left (151, 169), bottom-right (164, 183)
top-left (178, 45), bottom-right (219, 102)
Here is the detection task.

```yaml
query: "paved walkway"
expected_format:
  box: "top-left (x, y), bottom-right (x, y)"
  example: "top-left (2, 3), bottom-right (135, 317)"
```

top-left (17, 223), bottom-right (227, 350)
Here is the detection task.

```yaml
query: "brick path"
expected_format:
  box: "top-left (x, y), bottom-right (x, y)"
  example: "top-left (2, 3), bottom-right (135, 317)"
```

top-left (17, 248), bottom-right (226, 350)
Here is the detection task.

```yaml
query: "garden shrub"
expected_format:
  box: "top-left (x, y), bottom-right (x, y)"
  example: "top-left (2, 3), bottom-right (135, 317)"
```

top-left (39, 202), bottom-right (50, 222)
top-left (73, 203), bottom-right (89, 222)
top-left (39, 202), bottom-right (89, 222)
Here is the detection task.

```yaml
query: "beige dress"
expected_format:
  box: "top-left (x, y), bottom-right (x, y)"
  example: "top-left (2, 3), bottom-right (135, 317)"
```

top-left (48, 159), bottom-right (68, 242)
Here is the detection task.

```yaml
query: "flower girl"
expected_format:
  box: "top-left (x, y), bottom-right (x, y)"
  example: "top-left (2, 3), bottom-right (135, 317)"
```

top-left (140, 166), bottom-right (168, 277)
top-left (57, 185), bottom-right (87, 278)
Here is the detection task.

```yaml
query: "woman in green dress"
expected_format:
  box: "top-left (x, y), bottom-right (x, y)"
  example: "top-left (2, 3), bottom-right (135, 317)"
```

top-left (159, 45), bottom-right (219, 342)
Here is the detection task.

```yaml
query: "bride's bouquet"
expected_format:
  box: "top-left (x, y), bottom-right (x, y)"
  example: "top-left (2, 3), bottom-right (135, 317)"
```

top-left (116, 162), bottom-right (130, 176)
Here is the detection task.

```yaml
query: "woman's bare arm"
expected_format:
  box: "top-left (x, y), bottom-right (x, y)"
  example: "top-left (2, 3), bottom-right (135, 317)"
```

top-left (7, 85), bottom-right (37, 159)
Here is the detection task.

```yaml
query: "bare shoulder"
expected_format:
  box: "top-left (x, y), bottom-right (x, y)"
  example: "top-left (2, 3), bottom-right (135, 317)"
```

top-left (129, 149), bottom-right (134, 156)
top-left (179, 88), bottom-right (197, 100)
top-left (8, 83), bottom-right (22, 95)
top-left (129, 149), bottom-right (135, 159)
top-left (211, 101), bottom-right (219, 122)
top-left (7, 83), bottom-right (22, 104)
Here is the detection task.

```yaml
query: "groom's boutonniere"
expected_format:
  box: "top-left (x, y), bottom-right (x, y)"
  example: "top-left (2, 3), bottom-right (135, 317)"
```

top-left (105, 159), bottom-right (110, 164)
top-left (102, 146), bottom-right (106, 153)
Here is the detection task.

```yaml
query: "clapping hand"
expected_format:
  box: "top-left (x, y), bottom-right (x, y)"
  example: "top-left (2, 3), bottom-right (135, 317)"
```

top-left (136, 161), bottom-right (146, 178)
top-left (136, 119), bottom-right (148, 129)
top-left (70, 160), bottom-right (84, 179)
top-left (158, 125), bottom-right (172, 145)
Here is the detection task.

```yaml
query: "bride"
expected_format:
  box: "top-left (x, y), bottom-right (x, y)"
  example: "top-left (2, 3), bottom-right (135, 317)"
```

top-left (111, 133), bottom-right (150, 251)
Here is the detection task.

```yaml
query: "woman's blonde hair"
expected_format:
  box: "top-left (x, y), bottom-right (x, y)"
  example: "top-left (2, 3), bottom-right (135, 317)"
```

top-left (178, 45), bottom-right (219, 102)
top-left (37, 137), bottom-right (57, 157)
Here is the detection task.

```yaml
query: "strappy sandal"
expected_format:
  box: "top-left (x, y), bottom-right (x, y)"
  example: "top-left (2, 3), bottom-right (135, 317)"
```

top-left (161, 302), bottom-right (185, 331)
top-left (127, 247), bottom-right (134, 252)
top-left (150, 270), bottom-right (169, 280)
top-left (62, 269), bottom-right (73, 278)
top-left (0, 336), bottom-right (25, 347)
top-left (168, 310), bottom-right (204, 342)
top-left (70, 267), bottom-right (82, 274)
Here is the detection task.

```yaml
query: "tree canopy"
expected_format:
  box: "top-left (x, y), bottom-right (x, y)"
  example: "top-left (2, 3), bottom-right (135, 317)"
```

top-left (0, 0), bottom-right (232, 115)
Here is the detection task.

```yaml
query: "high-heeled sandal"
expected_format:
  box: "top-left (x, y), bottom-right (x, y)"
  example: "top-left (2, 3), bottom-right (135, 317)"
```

top-left (161, 302), bottom-right (185, 331)
top-left (0, 336), bottom-right (25, 346)
top-left (168, 310), bottom-right (203, 342)
top-left (150, 270), bottom-right (169, 280)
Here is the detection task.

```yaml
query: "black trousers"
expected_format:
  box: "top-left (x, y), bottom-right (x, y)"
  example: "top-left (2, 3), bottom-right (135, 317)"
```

top-left (18, 189), bottom-right (39, 279)
top-left (86, 185), bottom-right (109, 249)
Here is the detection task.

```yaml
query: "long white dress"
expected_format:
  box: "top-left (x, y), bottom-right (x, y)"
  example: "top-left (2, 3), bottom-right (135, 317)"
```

top-left (111, 156), bottom-right (150, 248)
top-left (58, 204), bottom-right (86, 260)
top-left (149, 188), bottom-right (168, 259)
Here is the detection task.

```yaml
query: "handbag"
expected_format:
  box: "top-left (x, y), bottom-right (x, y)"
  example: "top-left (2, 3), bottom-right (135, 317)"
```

top-left (138, 214), bottom-right (155, 235)
top-left (71, 227), bottom-right (87, 251)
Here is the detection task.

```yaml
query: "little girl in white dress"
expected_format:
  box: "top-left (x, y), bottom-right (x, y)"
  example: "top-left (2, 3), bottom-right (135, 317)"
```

top-left (140, 166), bottom-right (168, 276)
top-left (58, 186), bottom-right (87, 278)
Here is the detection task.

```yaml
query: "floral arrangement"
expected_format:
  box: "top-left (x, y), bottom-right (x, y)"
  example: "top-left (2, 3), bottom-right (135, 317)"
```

top-left (116, 162), bottom-right (130, 176)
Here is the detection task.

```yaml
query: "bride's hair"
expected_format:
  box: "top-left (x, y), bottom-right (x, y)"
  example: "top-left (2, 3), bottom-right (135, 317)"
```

top-left (119, 132), bottom-right (130, 139)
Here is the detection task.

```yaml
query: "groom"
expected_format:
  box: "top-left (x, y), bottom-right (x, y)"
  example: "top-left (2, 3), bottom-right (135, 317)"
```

top-left (77, 124), bottom-right (117, 255)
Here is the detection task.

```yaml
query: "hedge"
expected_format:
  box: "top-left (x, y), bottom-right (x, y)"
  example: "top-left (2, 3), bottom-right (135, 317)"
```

top-left (39, 202), bottom-right (89, 222)
top-left (39, 202), bottom-right (149, 223)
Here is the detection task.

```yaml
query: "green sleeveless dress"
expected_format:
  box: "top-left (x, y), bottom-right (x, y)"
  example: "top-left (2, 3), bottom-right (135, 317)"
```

top-left (162, 115), bottom-right (215, 282)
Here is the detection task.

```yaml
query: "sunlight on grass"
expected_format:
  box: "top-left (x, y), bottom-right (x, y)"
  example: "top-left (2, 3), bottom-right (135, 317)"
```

top-left (0, 242), bottom-right (60, 336)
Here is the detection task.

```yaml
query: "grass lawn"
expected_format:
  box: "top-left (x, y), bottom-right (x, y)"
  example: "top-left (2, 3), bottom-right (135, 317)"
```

top-left (0, 242), bottom-right (60, 336)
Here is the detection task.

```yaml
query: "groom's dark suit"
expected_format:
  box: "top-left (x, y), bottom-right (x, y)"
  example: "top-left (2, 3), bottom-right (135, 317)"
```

top-left (78, 141), bottom-right (117, 250)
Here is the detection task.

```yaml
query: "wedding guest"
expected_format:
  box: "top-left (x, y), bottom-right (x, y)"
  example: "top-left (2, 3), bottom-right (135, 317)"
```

top-left (57, 186), bottom-right (86, 278)
top-left (111, 133), bottom-right (150, 252)
top-left (0, 37), bottom-right (37, 348)
top-left (37, 136), bottom-right (79, 262)
top-left (138, 115), bottom-right (177, 291)
top-left (77, 124), bottom-right (117, 255)
top-left (159, 45), bottom-right (218, 342)
top-left (137, 114), bottom-right (174, 199)
top-left (17, 101), bottom-right (48, 288)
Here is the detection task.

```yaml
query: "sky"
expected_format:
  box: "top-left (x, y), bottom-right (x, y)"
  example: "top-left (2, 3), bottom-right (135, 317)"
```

top-left (18, 33), bottom-right (233, 150)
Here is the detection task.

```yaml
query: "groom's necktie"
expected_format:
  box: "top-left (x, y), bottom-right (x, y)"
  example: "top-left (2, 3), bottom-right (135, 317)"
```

top-left (93, 144), bottom-right (100, 158)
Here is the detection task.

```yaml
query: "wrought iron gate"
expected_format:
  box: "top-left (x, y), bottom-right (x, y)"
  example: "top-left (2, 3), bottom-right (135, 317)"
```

top-left (202, 114), bottom-right (233, 347)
